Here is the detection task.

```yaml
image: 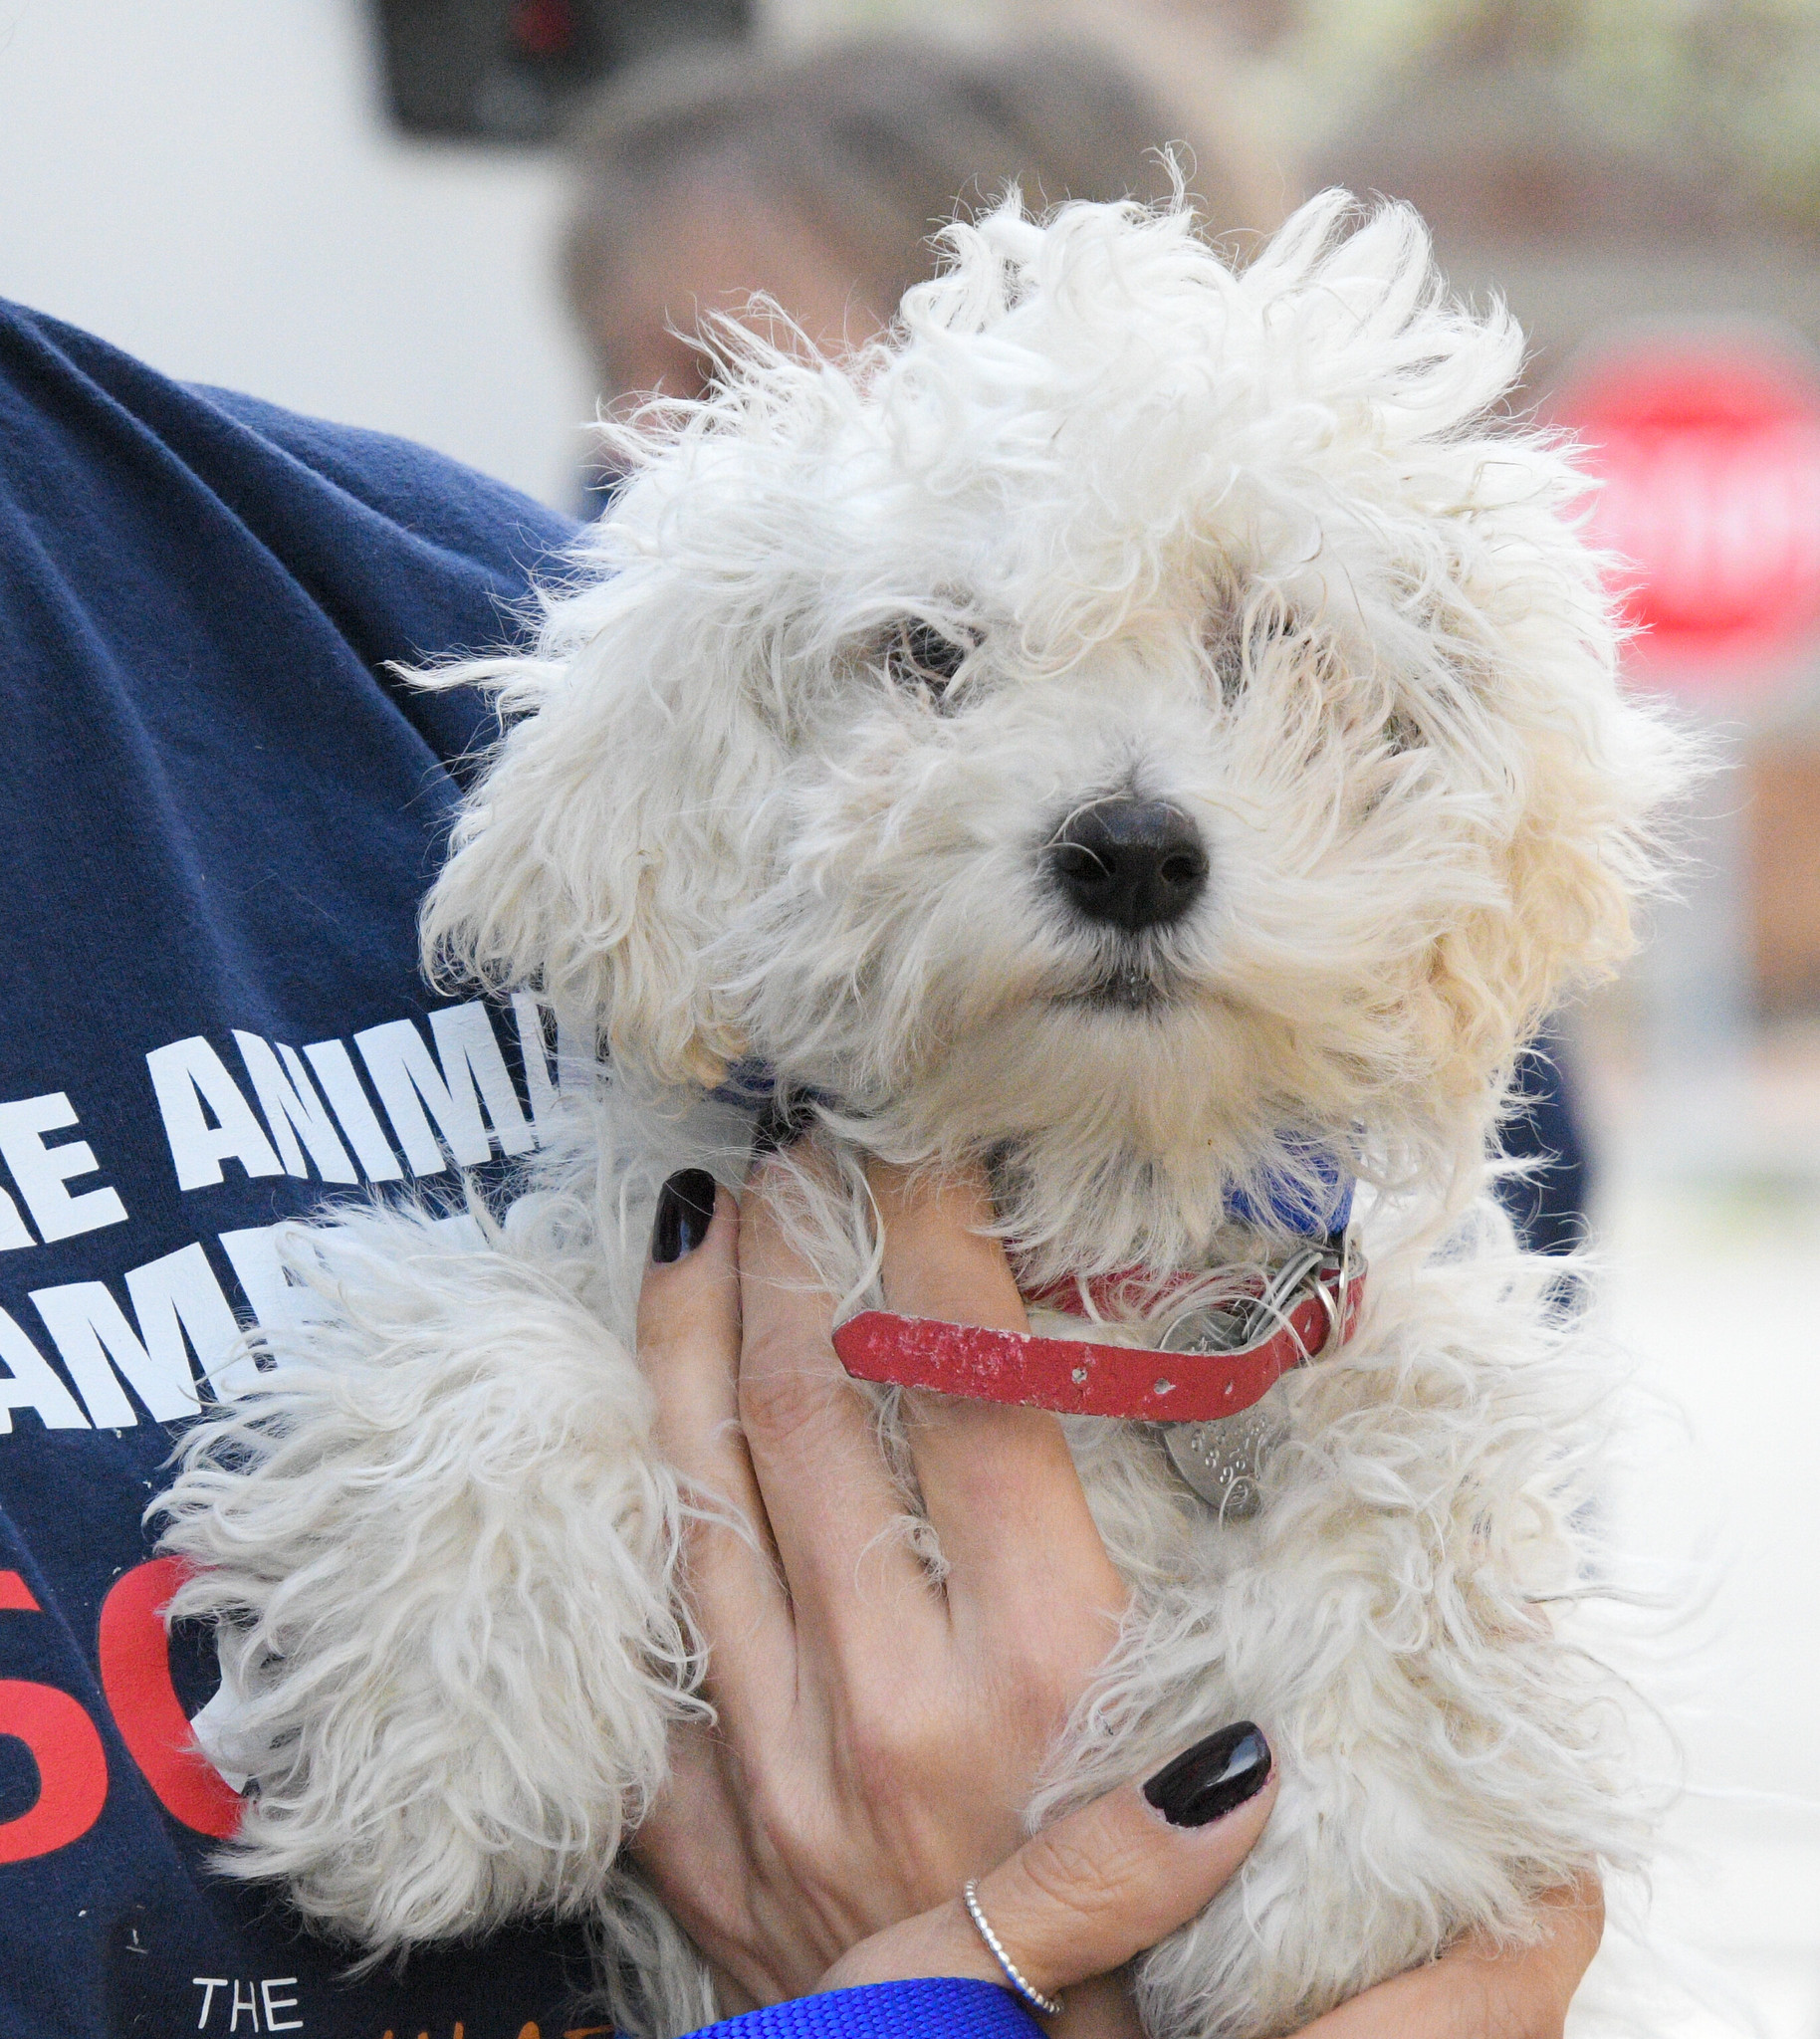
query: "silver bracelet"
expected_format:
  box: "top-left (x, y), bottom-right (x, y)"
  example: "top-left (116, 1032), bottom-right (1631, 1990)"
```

top-left (963, 1878), bottom-right (1064, 2019)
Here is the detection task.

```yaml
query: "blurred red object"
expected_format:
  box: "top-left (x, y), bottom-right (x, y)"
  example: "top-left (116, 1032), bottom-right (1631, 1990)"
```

top-left (509, 0), bottom-right (577, 59)
top-left (1558, 329), bottom-right (1820, 689)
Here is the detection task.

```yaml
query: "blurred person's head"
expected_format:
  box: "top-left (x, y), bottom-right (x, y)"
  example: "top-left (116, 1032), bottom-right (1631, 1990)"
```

top-left (564, 33), bottom-right (1252, 401)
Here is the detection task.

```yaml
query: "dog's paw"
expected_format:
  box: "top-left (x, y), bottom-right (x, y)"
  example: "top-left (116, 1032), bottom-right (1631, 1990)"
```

top-left (155, 1203), bottom-right (695, 1950)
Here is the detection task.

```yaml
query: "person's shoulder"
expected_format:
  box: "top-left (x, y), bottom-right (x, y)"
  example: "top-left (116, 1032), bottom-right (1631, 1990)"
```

top-left (0, 294), bottom-right (582, 761)
top-left (192, 383), bottom-right (578, 572)
top-left (0, 292), bottom-right (579, 593)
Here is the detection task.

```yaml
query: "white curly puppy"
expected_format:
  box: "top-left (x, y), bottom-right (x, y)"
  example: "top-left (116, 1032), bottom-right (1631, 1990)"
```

top-left (159, 189), bottom-right (1683, 2038)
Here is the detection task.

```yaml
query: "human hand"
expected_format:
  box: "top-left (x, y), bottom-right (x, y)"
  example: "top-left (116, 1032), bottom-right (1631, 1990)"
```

top-left (1287, 1878), bottom-right (1604, 2039)
top-left (631, 1151), bottom-right (1602, 2038)
top-left (826, 1861), bottom-right (1603, 2039)
top-left (819, 1728), bottom-right (1278, 2016)
top-left (631, 1152), bottom-right (1274, 2033)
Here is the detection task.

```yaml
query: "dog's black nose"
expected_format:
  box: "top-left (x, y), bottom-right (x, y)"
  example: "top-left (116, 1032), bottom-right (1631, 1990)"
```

top-left (1047, 798), bottom-right (1209, 933)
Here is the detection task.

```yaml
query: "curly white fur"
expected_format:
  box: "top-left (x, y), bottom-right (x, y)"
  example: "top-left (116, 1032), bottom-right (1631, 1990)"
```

top-left (165, 1195), bottom-right (697, 1946)
top-left (157, 187), bottom-right (1688, 2036)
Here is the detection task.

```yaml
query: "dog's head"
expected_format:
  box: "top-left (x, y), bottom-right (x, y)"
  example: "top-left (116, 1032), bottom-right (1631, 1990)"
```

top-left (426, 191), bottom-right (1680, 1268)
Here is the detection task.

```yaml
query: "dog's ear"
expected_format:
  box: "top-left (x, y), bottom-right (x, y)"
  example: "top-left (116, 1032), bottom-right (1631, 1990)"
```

top-left (1407, 635), bottom-right (1689, 1122)
top-left (420, 587), bottom-right (779, 1090)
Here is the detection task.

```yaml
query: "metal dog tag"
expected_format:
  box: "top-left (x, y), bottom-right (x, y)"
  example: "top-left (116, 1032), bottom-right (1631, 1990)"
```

top-left (1151, 1244), bottom-right (1345, 1516)
top-left (1155, 1297), bottom-right (1285, 1518)
top-left (1163, 1406), bottom-right (1276, 1517)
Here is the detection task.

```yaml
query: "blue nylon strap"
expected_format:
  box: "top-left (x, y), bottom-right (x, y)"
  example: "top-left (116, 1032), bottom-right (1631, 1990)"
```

top-left (1221, 1139), bottom-right (1355, 1237)
top-left (679, 1978), bottom-right (1043, 2039)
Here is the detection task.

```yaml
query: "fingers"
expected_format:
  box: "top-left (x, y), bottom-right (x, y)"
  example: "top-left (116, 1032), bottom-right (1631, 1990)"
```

top-left (821, 1721), bottom-right (1276, 2006)
top-left (1281, 1877), bottom-right (1603, 2038)
top-left (630, 1724), bottom-right (772, 2018)
top-left (871, 1163), bottom-right (1125, 1635)
top-left (635, 1175), bottom-right (795, 1727)
top-left (630, 1725), bottom-right (746, 1941)
top-left (1513, 1874), bottom-right (1604, 1986)
top-left (976, 1724), bottom-right (1277, 1998)
top-left (736, 1154), bottom-right (933, 1637)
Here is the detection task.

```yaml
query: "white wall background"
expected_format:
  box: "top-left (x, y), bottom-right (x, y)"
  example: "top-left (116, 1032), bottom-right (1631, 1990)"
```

top-left (0, 0), bottom-right (595, 509)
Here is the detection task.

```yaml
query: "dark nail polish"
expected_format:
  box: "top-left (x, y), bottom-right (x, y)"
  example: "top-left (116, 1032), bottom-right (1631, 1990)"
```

top-left (1142, 1721), bottom-right (1271, 1828)
top-left (751, 1091), bottom-right (813, 1159)
top-left (651, 1170), bottom-right (717, 1264)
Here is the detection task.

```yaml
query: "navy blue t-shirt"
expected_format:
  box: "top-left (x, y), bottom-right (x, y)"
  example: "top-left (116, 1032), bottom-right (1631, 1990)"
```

top-left (0, 299), bottom-right (610, 2038)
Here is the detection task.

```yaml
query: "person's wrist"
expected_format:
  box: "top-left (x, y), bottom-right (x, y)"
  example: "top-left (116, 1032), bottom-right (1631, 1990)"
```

top-left (816, 1896), bottom-right (993, 1996)
top-left (819, 1914), bottom-right (1142, 2038)
top-left (813, 1724), bottom-right (1274, 2033)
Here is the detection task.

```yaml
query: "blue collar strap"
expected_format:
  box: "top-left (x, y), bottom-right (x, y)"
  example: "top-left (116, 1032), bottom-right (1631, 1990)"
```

top-left (1223, 1143), bottom-right (1355, 1238)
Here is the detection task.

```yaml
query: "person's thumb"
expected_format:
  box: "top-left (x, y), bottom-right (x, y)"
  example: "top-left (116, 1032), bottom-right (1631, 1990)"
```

top-left (823, 1721), bottom-right (1277, 2007)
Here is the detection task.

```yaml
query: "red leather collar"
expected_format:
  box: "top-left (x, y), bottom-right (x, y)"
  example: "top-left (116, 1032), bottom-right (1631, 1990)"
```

top-left (832, 1242), bottom-right (1364, 1424)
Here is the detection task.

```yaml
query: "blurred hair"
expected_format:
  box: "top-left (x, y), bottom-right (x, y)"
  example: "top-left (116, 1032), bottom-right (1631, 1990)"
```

top-left (564, 33), bottom-right (1247, 383)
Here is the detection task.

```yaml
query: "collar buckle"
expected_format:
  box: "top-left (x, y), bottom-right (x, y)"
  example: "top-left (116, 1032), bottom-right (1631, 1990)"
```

top-left (1155, 1233), bottom-right (1361, 1371)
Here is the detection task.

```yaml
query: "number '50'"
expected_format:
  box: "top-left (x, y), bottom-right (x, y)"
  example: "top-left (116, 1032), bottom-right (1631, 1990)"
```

top-left (0, 1559), bottom-right (240, 1861)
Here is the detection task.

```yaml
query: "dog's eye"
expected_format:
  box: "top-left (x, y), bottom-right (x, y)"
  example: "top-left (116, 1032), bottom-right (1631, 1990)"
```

top-left (1385, 710), bottom-right (1425, 755)
top-left (1208, 604), bottom-right (1299, 704)
top-left (886, 620), bottom-right (973, 705)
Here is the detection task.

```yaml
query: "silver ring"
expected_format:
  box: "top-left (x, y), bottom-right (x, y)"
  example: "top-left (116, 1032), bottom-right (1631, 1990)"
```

top-left (963, 1878), bottom-right (1064, 2018)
